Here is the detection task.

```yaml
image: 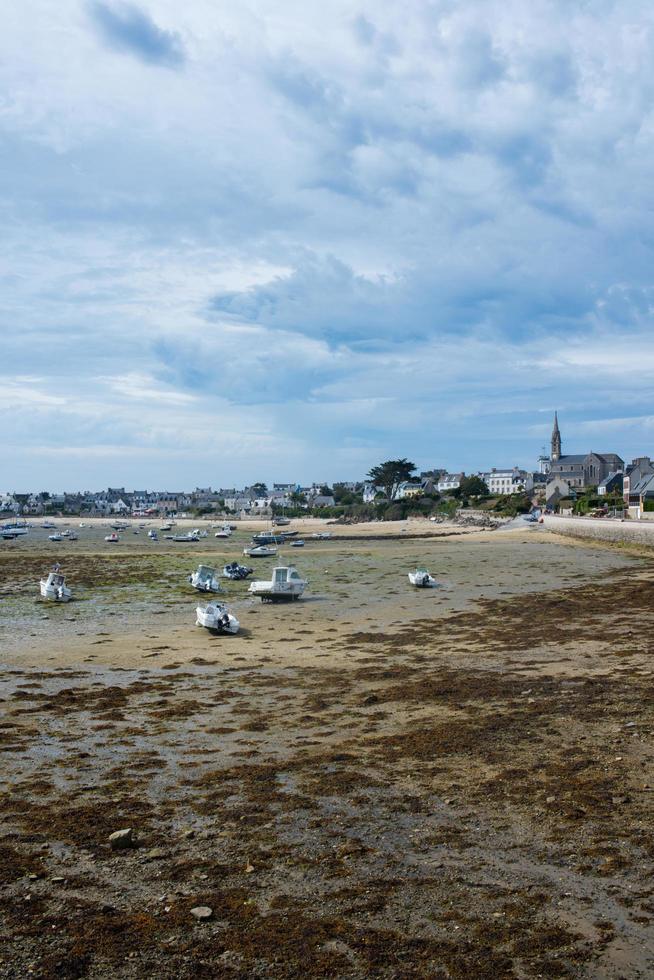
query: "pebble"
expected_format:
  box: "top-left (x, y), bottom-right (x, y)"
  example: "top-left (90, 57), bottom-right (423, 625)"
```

top-left (145, 848), bottom-right (167, 861)
top-left (51, 876), bottom-right (65, 883)
top-left (109, 828), bottom-right (135, 850)
top-left (190, 906), bottom-right (213, 920)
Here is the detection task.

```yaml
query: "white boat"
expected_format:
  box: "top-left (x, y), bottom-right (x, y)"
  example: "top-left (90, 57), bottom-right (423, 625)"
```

top-left (105, 533), bottom-right (119, 543)
top-left (196, 601), bottom-right (240, 633)
top-left (66, 531), bottom-right (78, 541)
top-left (40, 567), bottom-right (72, 602)
top-left (41, 520), bottom-right (56, 529)
top-left (248, 564), bottom-right (308, 602)
top-left (1, 520), bottom-right (29, 539)
top-left (188, 564), bottom-right (223, 593)
top-left (214, 529), bottom-right (232, 538)
top-left (290, 539), bottom-right (305, 548)
top-left (272, 516), bottom-right (291, 526)
top-left (408, 568), bottom-right (438, 588)
top-left (311, 531), bottom-right (332, 540)
top-left (160, 523), bottom-right (172, 531)
top-left (243, 545), bottom-right (277, 558)
top-left (148, 530), bottom-right (158, 540)
top-left (79, 522), bottom-right (87, 528)
top-left (172, 532), bottom-right (200, 542)
top-left (223, 561), bottom-right (253, 580)
top-left (48, 533), bottom-right (62, 542)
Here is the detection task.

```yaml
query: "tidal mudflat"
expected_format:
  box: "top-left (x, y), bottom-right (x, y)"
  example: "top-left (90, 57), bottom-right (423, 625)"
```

top-left (1, 526), bottom-right (654, 978)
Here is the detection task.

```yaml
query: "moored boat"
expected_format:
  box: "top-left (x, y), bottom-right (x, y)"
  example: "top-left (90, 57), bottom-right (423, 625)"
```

top-left (40, 566), bottom-right (72, 602)
top-left (196, 602), bottom-right (240, 633)
top-left (188, 564), bottom-right (223, 593)
top-left (408, 568), bottom-right (438, 588)
top-left (223, 561), bottom-right (254, 580)
top-left (248, 564), bottom-right (308, 602)
top-left (243, 545), bottom-right (277, 558)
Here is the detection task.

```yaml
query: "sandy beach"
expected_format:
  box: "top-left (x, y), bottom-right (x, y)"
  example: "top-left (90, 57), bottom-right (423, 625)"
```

top-left (2, 520), bottom-right (654, 978)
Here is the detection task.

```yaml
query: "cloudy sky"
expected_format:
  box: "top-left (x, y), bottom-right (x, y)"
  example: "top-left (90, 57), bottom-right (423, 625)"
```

top-left (3, 0), bottom-right (654, 490)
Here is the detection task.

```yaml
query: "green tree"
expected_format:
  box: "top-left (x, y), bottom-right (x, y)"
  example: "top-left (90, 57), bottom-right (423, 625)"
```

top-left (367, 459), bottom-right (417, 501)
top-left (459, 475), bottom-right (489, 497)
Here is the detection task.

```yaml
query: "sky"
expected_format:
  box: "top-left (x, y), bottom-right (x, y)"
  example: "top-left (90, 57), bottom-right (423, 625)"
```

top-left (3, 0), bottom-right (654, 491)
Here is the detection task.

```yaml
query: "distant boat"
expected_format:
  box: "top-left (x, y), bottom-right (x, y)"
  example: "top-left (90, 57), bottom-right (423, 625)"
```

top-left (272, 517), bottom-right (291, 526)
top-left (48, 533), bottom-right (62, 542)
top-left (104, 533), bottom-right (120, 543)
top-left (1, 520), bottom-right (29, 539)
top-left (311, 531), bottom-right (332, 540)
top-left (41, 521), bottom-right (56, 529)
top-left (148, 530), bottom-right (158, 540)
top-left (290, 539), bottom-right (305, 547)
top-left (243, 545), bottom-right (277, 558)
top-left (172, 532), bottom-right (200, 542)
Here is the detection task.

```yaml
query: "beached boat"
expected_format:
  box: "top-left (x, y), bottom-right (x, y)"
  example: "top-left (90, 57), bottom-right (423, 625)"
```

top-left (290, 539), bottom-right (305, 548)
top-left (188, 564), bottom-right (223, 593)
top-left (311, 531), bottom-right (332, 540)
top-left (65, 531), bottom-right (78, 541)
top-left (0, 520), bottom-right (28, 539)
top-left (223, 561), bottom-right (254, 580)
top-left (160, 523), bottom-right (172, 531)
top-left (148, 530), bottom-right (158, 540)
top-left (41, 521), bottom-right (56, 529)
top-left (272, 517), bottom-right (290, 526)
top-left (48, 533), bottom-right (62, 542)
top-left (40, 567), bottom-right (72, 602)
top-left (248, 564), bottom-right (308, 602)
top-left (104, 533), bottom-right (119, 543)
top-left (252, 529), bottom-right (298, 544)
top-left (243, 545), bottom-right (277, 558)
top-left (408, 568), bottom-right (438, 588)
top-left (172, 531), bottom-right (200, 542)
top-left (196, 601), bottom-right (240, 633)
top-left (214, 528), bottom-right (232, 538)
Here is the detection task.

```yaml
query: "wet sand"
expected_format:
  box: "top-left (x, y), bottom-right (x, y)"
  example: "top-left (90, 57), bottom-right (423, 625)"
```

top-left (1, 525), bottom-right (654, 978)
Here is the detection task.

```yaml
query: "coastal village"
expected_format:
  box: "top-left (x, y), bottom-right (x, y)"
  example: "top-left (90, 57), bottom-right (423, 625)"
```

top-left (3, 414), bottom-right (654, 522)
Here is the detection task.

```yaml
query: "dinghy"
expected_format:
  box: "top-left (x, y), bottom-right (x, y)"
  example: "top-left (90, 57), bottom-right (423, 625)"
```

top-left (408, 568), bottom-right (438, 588)
top-left (172, 531), bottom-right (199, 542)
top-left (196, 601), bottom-right (240, 633)
top-left (104, 533), bottom-right (119, 543)
top-left (243, 545), bottom-right (277, 558)
top-left (223, 561), bottom-right (254, 580)
top-left (48, 533), bottom-right (63, 542)
top-left (188, 564), bottom-right (223, 593)
top-left (248, 564), bottom-right (308, 602)
top-left (40, 566), bottom-right (72, 602)
top-left (290, 539), bottom-right (305, 548)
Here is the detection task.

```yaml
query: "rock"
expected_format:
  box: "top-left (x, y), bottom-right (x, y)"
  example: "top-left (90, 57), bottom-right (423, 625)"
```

top-left (108, 828), bottom-right (135, 850)
top-left (51, 876), bottom-right (65, 883)
top-left (546, 796), bottom-right (556, 804)
top-left (190, 906), bottom-right (213, 920)
top-left (145, 847), bottom-right (167, 861)
top-left (245, 861), bottom-right (255, 874)
top-left (183, 829), bottom-right (196, 840)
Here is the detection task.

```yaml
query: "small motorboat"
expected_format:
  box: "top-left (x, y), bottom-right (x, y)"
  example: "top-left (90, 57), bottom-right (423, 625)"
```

top-left (60, 529), bottom-right (71, 537)
top-left (290, 539), bottom-right (305, 548)
top-left (40, 566), bottom-right (72, 602)
top-left (172, 532), bottom-right (200, 542)
top-left (272, 516), bottom-right (291, 526)
top-left (248, 564), bottom-right (308, 602)
top-left (148, 530), bottom-right (158, 540)
top-left (196, 601), bottom-right (240, 633)
top-left (408, 568), bottom-right (438, 588)
top-left (188, 564), bottom-right (223, 593)
top-left (41, 521), bottom-right (56, 529)
top-left (66, 531), bottom-right (78, 541)
top-left (223, 561), bottom-right (254, 580)
top-left (311, 531), bottom-right (332, 540)
top-left (48, 533), bottom-right (62, 542)
top-left (214, 529), bottom-right (232, 538)
top-left (105, 533), bottom-right (120, 543)
top-left (160, 523), bottom-right (172, 531)
top-left (243, 545), bottom-right (277, 558)
top-left (79, 522), bottom-right (87, 528)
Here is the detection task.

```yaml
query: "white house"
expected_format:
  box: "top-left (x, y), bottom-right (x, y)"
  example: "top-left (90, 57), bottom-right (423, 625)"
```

top-left (394, 481), bottom-right (423, 500)
top-left (437, 473), bottom-right (464, 493)
top-left (482, 468), bottom-right (534, 496)
top-left (362, 483), bottom-right (383, 503)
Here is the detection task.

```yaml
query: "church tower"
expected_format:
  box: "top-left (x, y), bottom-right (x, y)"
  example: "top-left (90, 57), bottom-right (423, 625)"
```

top-left (551, 411), bottom-right (561, 462)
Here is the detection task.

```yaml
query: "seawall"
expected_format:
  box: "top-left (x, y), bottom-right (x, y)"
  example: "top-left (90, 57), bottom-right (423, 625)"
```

top-left (543, 514), bottom-right (654, 547)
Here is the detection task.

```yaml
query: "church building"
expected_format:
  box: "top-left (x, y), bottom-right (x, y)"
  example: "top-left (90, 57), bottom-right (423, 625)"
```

top-left (545, 414), bottom-right (623, 503)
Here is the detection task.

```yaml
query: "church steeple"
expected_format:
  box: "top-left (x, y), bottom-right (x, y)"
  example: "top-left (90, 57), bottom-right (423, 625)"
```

top-left (551, 411), bottom-right (561, 462)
